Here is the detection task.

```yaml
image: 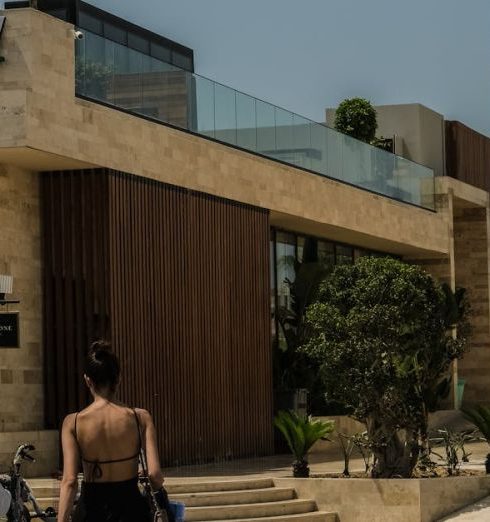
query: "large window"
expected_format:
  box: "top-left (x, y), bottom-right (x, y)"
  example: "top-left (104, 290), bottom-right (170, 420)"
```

top-left (271, 228), bottom-right (393, 414)
top-left (270, 228), bottom-right (386, 348)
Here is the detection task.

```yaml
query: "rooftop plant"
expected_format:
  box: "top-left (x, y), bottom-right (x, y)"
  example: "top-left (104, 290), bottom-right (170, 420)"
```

top-left (334, 97), bottom-right (377, 144)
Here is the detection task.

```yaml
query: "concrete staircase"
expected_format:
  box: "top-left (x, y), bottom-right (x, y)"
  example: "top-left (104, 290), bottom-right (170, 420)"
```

top-left (28, 477), bottom-right (337, 521)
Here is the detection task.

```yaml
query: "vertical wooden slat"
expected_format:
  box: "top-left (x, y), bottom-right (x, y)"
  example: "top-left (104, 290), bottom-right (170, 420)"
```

top-left (42, 168), bottom-right (273, 464)
top-left (446, 121), bottom-right (490, 192)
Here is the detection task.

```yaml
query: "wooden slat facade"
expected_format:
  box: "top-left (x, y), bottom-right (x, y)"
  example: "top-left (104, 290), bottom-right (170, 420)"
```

top-left (445, 121), bottom-right (490, 192)
top-left (42, 168), bottom-right (273, 465)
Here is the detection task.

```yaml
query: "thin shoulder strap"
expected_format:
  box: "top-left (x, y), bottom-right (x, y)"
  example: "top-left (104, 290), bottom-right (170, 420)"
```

top-left (73, 412), bottom-right (84, 461)
top-left (74, 412), bottom-right (79, 439)
top-left (132, 408), bottom-right (143, 451)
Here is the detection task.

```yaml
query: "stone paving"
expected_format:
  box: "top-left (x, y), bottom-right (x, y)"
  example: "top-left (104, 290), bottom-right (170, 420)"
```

top-left (162, 441), bottom-right (490, 481)
top-left (439, 496), bottom-right (490, 521)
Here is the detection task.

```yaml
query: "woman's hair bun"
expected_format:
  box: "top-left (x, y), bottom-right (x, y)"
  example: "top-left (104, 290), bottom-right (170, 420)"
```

top-left (85, 339), bottom-right (120, 393)
top-left (90, 339), bottom-right (112, 357)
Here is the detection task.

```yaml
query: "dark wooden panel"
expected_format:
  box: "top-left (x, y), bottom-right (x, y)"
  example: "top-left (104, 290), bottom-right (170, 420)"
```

top-left (42, 168), bottom-right (273, 465)
top-left (446, 121), bottom-right (490, 192)
top-left (42, 170), bottom-right (110, 428)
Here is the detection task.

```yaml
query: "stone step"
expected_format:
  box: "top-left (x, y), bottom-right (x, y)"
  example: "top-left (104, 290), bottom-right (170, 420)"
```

top-left (185, 499), bottom-right (317, 521)
top-left (172, 487), bottom-right (295, 507)
top-left (33, 497), bottom-right (59, 510)
top-left (166, 478), bottom-right (275, 494)
top-left (30, 481), bottom-right (339, 522)
top-left (204, 514), bottom-right (337, 522)
top-left (29, 485), bottom-right (62, 498)
top-left (34, 487), bottom-right (295, 510)
top-left (29, 508), bottom-right (337, 522)
top-left (29, 477), bottom-right (275, 497)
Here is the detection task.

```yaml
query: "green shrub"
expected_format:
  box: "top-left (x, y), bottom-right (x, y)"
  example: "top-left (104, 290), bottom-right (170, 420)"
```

top-left (301, 257), bottom-right (470, 477)
top-left (334, 97), bottom-right (377, 143)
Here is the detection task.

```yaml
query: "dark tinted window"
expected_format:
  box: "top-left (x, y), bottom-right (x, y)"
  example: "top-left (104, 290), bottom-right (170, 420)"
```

top-left (150, 42), bottom-right (171, 62)
top-left (79, 11), bottom-right (103, 34)
top-left (336, 245), bottom-right (354, 265)
top-left (104, 21), bottom-right (126, 45)
top-left (128, 32), bottom-right (149, 54)
top-left (172, 50), bottom-right (193, 70)
top-left (318, 241), bottom-right (335, 266)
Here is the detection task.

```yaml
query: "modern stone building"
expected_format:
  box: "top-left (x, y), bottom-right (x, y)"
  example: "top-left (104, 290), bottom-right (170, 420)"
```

top-left (1, 4), bottom-right (489, 475)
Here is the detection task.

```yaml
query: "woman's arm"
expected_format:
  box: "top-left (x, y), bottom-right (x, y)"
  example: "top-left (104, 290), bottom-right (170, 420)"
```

top-left (57, 414), bottom-right (80, 522)
top-left (137, 409), bottom-right (164, 490)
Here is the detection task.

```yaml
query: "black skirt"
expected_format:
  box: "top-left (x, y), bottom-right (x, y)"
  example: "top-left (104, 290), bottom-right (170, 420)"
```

top-left (72, 477), bottom-right (152, 522)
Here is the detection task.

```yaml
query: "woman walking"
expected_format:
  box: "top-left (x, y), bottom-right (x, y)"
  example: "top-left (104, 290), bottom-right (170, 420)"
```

top-left (57, 340), bottom-right (165, 522)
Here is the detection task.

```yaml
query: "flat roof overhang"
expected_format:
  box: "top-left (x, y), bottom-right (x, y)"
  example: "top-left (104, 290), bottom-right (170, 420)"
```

top-left (0, 146), bottom-right (96, 171)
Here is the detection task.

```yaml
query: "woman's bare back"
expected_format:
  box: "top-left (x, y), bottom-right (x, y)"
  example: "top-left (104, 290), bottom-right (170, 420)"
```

top-left (75, 401), bottom-right (142, 482)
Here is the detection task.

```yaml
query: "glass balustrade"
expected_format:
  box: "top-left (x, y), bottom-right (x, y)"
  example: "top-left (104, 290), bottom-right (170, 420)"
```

top-left (75, 29), bottom-right (435, 210)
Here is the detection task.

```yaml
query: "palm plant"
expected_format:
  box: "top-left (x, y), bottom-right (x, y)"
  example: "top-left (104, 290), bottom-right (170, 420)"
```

top-left (461, 406), bottom-right (490, 474)
top-left (274, 410), bottom-right (334, 477)
top-left (463, 405), bottom-right (490, 443)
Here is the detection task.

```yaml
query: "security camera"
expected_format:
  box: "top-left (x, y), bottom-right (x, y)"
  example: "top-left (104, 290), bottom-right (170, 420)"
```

top-left (73, 30), bottom-right (84, 40)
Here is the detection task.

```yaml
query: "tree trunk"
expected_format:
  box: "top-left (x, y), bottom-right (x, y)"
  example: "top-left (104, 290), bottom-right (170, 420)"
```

top-left (367, 420), bottom-right (415, 478)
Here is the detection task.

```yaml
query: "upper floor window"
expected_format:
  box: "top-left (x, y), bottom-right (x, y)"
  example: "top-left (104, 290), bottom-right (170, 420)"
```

top-left (36, 0), bottom-right (194, 72)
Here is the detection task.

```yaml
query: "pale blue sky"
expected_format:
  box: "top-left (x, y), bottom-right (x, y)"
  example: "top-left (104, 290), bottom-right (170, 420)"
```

top-left (5, 0), bottom-right (490, 135)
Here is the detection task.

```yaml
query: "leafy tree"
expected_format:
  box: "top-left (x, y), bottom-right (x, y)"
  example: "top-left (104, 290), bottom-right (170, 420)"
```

top-left (334, 98), bottom-right (377, 143)
top-left (274, 411), bottom-right (335, 477)
top-left (301, 257), bottom-right (470, 477)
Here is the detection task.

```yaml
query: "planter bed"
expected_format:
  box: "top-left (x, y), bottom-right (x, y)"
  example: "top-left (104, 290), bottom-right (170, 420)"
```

top-left (274, 474), bottom-right (490, 522)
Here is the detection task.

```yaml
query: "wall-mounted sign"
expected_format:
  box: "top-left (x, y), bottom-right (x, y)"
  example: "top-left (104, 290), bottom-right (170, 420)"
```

top-left (0, 312), bottom-right (19, 348)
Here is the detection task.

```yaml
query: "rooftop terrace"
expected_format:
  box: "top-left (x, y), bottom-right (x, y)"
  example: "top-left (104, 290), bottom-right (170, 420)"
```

top-left (75, 29), bottom-right (435, 211)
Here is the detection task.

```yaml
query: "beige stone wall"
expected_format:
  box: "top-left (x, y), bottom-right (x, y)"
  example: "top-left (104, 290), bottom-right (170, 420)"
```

top-left (310, 416), bottom-right (366, 456)
top-left (375, 103), bottom-right (446, 178)
top-left (406, 190), bottom-right (455, 285)
top-left (0, 430), bottom-right (58, 478)
top-left (0, 9), bottom-right (449, 259)
top-left (406, 179), bottom-right (490, 407)
top-left (454, 206), bottom-right (490, 405)
top-left (0, 163), bottom-right (43, 432)
top-left (275, 476), bottom-right (490, 522)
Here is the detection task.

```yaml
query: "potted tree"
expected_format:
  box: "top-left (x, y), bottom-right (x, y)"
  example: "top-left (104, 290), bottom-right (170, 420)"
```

top-left (274, 410), bottom-right (334, 477)
top-left (301, 256), bottom-right (470, 477)
top-left (334, 97), bottom-right (377, 144)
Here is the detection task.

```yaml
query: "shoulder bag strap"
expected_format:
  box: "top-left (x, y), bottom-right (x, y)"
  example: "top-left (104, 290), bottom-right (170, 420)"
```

top-left (132, 409), bottom-right (147, 474)
top-left (133, 409), bottom-right (166, 521)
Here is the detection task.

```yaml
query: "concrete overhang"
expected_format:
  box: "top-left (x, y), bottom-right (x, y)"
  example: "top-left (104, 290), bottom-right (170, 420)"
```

top-left (437, 177), bottom-right (490, 209)
top-left (271, 210), bottom-right (448, 258)
top-left (0, 146), bottom-right (96, 171)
